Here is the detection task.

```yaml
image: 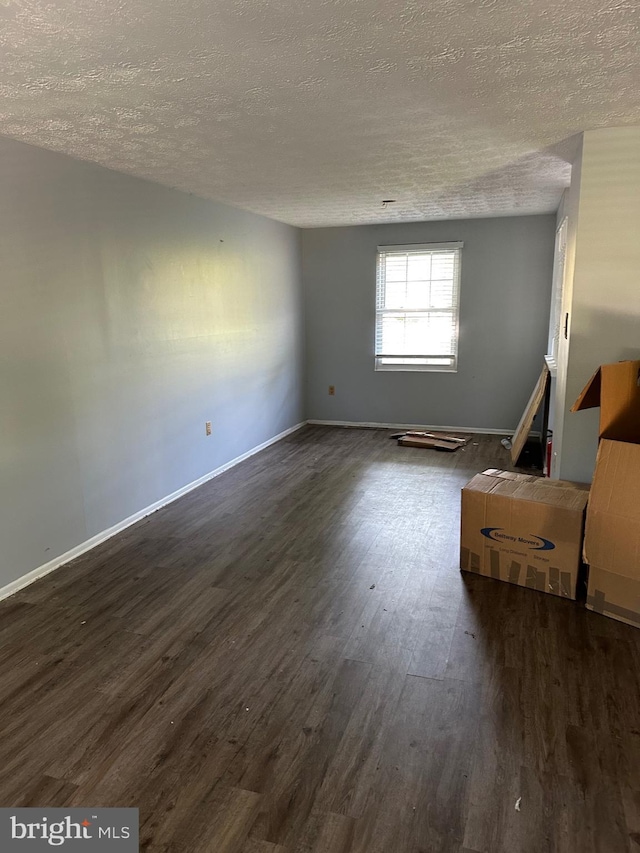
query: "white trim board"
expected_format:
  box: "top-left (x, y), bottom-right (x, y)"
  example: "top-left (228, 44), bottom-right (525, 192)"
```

top-left (307, 419), bottom-right (522, 436)
top-left (0, 421), bottom-right (306, 604)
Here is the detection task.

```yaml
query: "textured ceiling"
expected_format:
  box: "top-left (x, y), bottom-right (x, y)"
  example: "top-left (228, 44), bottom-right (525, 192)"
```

top-left (0, 0), bottom-right (639, 227)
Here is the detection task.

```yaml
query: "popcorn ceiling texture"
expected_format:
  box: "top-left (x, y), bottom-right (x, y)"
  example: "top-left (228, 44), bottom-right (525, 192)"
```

top-left (0, 0), bottom-right (639, 226)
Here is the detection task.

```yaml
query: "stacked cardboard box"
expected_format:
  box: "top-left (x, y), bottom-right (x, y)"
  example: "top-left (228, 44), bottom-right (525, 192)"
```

top-left (572, 360), bottom-right (640, 628)
top-left (459, 360), bottom-right (640, 628)
top-left (461, 470), bottom-right (589, 599)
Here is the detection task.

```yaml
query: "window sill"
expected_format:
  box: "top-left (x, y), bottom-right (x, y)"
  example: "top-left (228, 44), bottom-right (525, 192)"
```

top-left (544, 354), bottom-right (558, 378)
top-left (375, 363), bottom-right (458, 374)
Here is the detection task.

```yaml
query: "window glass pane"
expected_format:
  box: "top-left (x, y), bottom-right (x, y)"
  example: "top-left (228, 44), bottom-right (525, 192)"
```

top-left (379, 312), bottom-right (455, 356)
top-left (405, 280), bottom-right (429, 308)
top-left (384, 256), bottom-right (407, 282)
top-left (383, 280), bottom-right (408, 309)
top-left (406, 254), bottom-right (431, 281)
top-left (429, 280), bottom-right (454, 309)
top-left (425, 312), bottom-right (456, 354)
top-left (384, 279), bottom-right (430, 309)
top-left (431, 252), bottom-right (455, 280)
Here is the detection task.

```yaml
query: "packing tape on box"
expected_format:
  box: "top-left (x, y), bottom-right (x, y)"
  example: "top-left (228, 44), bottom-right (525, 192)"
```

top-left (489, 549), bottom-right (500, 579)
top-left (460, 547), bottom-right (481, 572)
top-left (548, 567), bottom-right (572, 597)
top-left (525, 565), bottom-right (573, 596)
top-left (587, 591), bottom-right (640, 625)
top-left (525, 565), bottom-right (540, 589)
top-left (462, 550), bottom-right (572, 598)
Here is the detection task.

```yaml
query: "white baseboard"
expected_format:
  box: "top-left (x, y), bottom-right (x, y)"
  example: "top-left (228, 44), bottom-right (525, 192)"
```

top-left (307, 419), bottom-right (518, 436)
top-left (0, 421), bottom-right (306, 604)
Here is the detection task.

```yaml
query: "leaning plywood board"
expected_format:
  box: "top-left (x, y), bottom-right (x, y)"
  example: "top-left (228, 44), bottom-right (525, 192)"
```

top-left (510, 363), bottom-right (550, 465)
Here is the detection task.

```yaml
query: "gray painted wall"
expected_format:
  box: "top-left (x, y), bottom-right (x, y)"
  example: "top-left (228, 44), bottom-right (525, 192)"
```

top-left (0, 137), bottom-right (304, 590)
top-left (302, 216), bottom-right (555, 429)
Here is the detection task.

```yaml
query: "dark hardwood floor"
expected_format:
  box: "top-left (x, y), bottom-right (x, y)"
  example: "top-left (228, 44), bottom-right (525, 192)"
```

top-left (1, 425), bottom-right (640, 852)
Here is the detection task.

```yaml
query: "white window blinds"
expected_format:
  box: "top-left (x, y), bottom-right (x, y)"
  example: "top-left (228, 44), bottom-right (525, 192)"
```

top-left (375, 242), bottom-right (462, 372)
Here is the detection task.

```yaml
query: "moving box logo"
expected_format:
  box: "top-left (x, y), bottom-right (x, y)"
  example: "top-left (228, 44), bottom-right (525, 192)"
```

top-left (480, 527), bottom-right (556, 551)
top-left (0, 809), bottom-right (138, 851)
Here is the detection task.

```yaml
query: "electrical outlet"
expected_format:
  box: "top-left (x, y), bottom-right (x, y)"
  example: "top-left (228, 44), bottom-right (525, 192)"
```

top-left (205, 421), bottom-right (212, 436)
top-left (328, 385), bottom-right (335, 396)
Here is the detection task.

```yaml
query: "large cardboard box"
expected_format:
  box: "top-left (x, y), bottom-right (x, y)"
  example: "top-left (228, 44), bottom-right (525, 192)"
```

top-left (460, 470), bottom-right (589, 599)
top-left (571, 359), bottom-right (640, 441)
top-left (572, 360), bottom-right (640, 627)
top-left (583, 440), bottom-right (640, 627)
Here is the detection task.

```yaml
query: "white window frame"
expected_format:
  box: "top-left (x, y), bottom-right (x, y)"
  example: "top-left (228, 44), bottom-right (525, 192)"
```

top-left (375, 242), bottom-right (463, 373)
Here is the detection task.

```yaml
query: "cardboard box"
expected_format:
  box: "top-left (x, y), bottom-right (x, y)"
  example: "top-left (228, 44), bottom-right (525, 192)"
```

top-left (572, 360), bottom-right (640, 628)
top-left (583, 440), bottom-right (640, 628)
top-left (582, 440), bottom-right (640, 627)
top-left (571, 359), bottom-right (640, 442)
top-left (460, 470), bottom-right (589, 599)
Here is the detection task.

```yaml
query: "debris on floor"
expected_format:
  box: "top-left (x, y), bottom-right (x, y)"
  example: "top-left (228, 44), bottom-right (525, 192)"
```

top-left (515, 797), bottom-right (522, 812)
top-left (394, 431), bottom-right (468, 452)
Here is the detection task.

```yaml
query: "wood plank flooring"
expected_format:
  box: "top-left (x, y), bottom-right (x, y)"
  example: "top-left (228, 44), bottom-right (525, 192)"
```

top-left (1, 425), bottom-right (640, 852)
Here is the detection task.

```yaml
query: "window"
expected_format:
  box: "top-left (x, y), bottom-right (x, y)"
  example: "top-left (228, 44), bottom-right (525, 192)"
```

top-left (375, 242), bottom-right (462, 372)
